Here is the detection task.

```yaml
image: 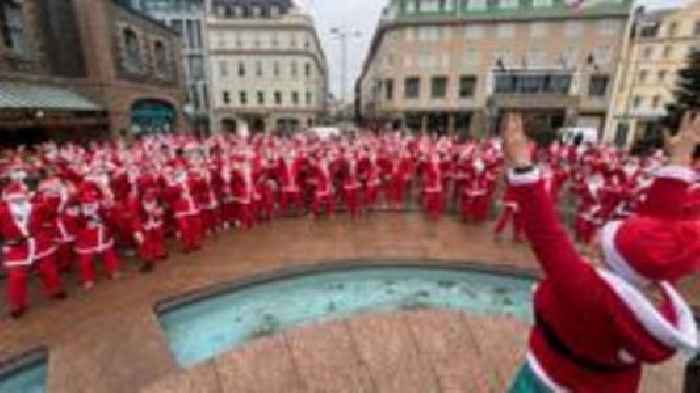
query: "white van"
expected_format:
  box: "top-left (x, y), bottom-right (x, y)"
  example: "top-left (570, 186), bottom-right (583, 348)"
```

top-left (559, 127), bottom-right (599, 145)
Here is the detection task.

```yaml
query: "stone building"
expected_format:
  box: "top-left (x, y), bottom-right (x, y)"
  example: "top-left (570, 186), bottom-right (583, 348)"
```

top-left (207, 0), bottom-right (328, 134)
top-left (357, 0), bottom-right (634, 137)
top-left (0, 0), bottom-right (185, 145)
top-left (129, 0), bottom-right (211, 134)
top-left (604, 1), bottom-right (700, 149)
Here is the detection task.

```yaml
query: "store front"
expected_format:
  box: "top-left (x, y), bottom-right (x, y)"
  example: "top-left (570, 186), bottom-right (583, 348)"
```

top-left (130, 99), bottom-right (176, 135)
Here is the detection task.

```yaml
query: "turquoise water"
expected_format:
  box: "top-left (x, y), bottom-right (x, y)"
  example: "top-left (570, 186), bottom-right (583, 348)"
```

top-left (0, 363), bottom-right (46, 393)
top-left (159, 266), bottom-right (536, 367)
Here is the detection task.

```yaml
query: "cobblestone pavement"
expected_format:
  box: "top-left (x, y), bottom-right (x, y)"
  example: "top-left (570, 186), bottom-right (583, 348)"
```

top-left (0, 213), bottom-right (693, 393)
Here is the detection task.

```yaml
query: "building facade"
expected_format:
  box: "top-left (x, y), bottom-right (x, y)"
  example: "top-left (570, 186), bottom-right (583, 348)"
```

top-left (605, 2), bottom-right (700, 149)
top-left (0, 0), bottom-right (185, 145)
top-left (206, 0), bottom-right (328, 134)
top-left (357, 0), bottom-right (634, 137)
top-left (129, 0), bottom-right (211, 134)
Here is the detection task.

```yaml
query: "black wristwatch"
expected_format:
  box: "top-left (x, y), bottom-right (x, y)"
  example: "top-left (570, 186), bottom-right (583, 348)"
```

top-left (513, 165), bottom-right (535, 175)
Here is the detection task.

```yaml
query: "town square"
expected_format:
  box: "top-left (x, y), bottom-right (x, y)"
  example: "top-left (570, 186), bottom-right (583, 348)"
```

top-left (0, 0), bottom-right (699, 392)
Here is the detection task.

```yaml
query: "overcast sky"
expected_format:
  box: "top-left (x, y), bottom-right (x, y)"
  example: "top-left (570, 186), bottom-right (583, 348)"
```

top-left (296, 0), bottom-right (687, 101)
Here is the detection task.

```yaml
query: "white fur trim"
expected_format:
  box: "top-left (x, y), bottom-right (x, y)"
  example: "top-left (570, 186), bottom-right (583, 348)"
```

top-left (655, 166), bottom-right (695, 184)
top-left (526, 352), bottom-right (570, 393)
top-left (508, 168), bottom-right (541, 186)
top-left (618, 349), bottom-right (636, 364)
top-left (600, 221), bottom-right (651, 288)
top-left (596, 269), bottom-right (699, 353)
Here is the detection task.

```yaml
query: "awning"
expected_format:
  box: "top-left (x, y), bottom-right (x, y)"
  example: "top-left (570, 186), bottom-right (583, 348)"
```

top-left (0, 82), bottom-right (103, 112)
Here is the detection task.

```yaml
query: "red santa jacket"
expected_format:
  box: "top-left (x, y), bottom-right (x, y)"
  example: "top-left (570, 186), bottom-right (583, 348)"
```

top-left (74, 200), bottom-right (117, 255)
top-left (277, 158), bottom-right (303, 193)
top-left (510, 168), bottom-right (697, 392)
top-left (0, 199), bottom-right (56, 267)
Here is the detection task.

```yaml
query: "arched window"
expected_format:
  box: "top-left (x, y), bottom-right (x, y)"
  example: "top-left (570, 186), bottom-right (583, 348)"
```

top-left (123, 27), bottom-right (142, 72)
top-left (154, 40), bottom-right (167, 74)
top-left (1, 0), bottom-right (26, 56)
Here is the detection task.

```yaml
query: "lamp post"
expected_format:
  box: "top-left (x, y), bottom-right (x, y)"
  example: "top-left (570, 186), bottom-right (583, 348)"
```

top-left (330, 27), bottom-right (362, 105)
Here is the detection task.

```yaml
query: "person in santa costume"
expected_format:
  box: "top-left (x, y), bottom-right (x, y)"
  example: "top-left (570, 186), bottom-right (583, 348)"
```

top-left (0, 181), bottom-right (66, 318)
top-left (308, 154), bottom-right (335, 218)
top-left (422, 153), bottom-right (444, 220)
top-left (493, 181), bottom-right (525, 242)
top-left (502, 112), bottom-right (700, 393)
top-left (131, 188), bottom-right (167, 272)
top-left (74, 187), bottom-right (122, 290)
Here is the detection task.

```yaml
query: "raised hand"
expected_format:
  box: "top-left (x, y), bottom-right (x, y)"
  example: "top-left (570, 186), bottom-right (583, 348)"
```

top-left (667, 111), bottom-right (700, 167)
top-left (501, 112), bottom-right (532, 168)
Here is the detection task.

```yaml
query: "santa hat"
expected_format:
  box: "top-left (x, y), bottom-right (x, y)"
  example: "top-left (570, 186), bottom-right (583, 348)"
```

top-left (600, 166), bottom-right (700, 286)
top-left (2, 181), bottom-right (28, 202)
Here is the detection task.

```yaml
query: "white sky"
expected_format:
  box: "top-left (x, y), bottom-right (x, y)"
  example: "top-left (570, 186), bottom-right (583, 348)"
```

top-left (297, 0), bottom-right (687, 101)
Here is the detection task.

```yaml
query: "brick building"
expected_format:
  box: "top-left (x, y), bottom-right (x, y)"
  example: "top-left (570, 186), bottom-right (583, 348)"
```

top-left (0, 0), bottom-right (186, 146)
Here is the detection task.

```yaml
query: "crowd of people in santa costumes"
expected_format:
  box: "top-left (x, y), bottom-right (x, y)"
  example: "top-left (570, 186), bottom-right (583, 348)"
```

top-left (502, 111), bottom-right (700, 393)
top-left (0, 128), bottom-right (695, 321)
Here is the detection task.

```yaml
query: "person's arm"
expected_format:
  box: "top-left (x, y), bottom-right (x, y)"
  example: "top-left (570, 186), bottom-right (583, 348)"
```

top-left (502, 113), bottom-right (590, 287)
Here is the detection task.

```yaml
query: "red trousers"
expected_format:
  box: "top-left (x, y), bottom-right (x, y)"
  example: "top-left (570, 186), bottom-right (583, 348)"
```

top-left (386, 180), bottom-right (407, 207)
top-left (139, 229), bottom-right (167, 262)
top-left (343, 188), bottom-right (362, 218)
top-left (220, 201), bottom-right (236, 225)
top-left (5, 255), bottom-right (63, 312)
top-left (312, 194), bottom-right (335, 217)
top-left (279, 190), bottom-right (303, 213)
top-left (461, 195), bottom-right (490, 223)
top-left (364, 185), bottom-right (380, 208)
top-left (201, 207), bottom-right (220, 233)
top-left (493, 206), bottom-right (524, 241)
top-left (77, 248), bottom-right (120, 283)
top-left (176, 215), bottom-right (204, 252)
top-left (423, 191), bottom-right (444, 220)
top-left (235, 202), bottom-right (256, 229)
top-left (56, 242), bottom-right (75, 272)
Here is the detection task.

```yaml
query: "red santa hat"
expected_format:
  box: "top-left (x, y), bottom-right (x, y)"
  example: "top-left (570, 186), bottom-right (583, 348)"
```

top-left (600, 166), bottom-right (700, 286)
top-left (2, 181), bottom-right (28, 202)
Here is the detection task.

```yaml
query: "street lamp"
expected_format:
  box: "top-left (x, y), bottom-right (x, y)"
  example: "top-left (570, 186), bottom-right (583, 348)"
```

top-left (330, 27), bottom-right (362, 105)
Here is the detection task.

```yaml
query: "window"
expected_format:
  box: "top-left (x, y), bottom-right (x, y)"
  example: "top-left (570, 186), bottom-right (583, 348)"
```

top-left (274, 91), bottom-right (282, 105)
top-left (290, 34), bottom-right (298, 48)
top-left (500, 0), bottom-right (518, 10)
top-left (431, 76), bottom-right (448, 98)
top-left (652, 95), bottom-right (661, 109)
top-left (171, 19), bottom-right (184, 39)
top-left (271, 32), bottom-right (279, 48)
top-left (638, 70), bottom-right (648, 83)
top-left (464, 25), bottom-right (484, 39)
top-left (306, 91), bottom-right (312, 106)
top-left (122, 28), bottom-right (142, 72)
top-left (589, 75), bottom-right (609, 97)
top-left (257, 91), bottom-right (265, 105)
top-left (598, 20), bottom-right (618, 36)
top-left (291, 91), bottom-right (300, 105)
top-left (464, 48), bottom-right (479, 66)
top-left (223, 91), bottom-right (231, 105)
top-left (188, 56), bottom-right (204, 80)
top-left (305, 62), bottom-right (312, 78)
top-left (530, 23), bottom-right (547, 37)
top-left (238, 61), bottom-right (246, 77)
top-left (219, 60), bottom-right (228, 77)
top-left (467, 0), bottom-right (487, 11)
top-left (643, 46), bottom-right (654, 59)
top-left (386, 79), bottom-right (394, 100)
top-left (565, 21), bottom-right (583, 37)
top-left (193, 20), bottom-right (203, 49)
top-left (405, 77), bottom-right (420, 99)
top-left (633, 95), bottom-right (643, 109)
top-left (497, 23), bottom-right (515, 38)
top-left (270, 5), bottom-right (280, 17)
top-left (663, 45), bottom-right (673, 58)
top-left (459, 75), bottom-right (477, 98)
top-left (273, 61), bottom-right (280, 77)
top-left (239, 91), bottom-right (248, 105)
top-left (291, 61), bottom-right (298, 77)
top-left (493, 73), bottom-right (572, 94)
top-left (256, 61), bottom-right (263, 77)
top-left (695, 21), bottom-right (700, 36)
top-left (668, 22), bottom-right (678, 37)
top-left (658, 70), bottom-right (667, 83)
top-left (153, 41), bottom-right (168, 74)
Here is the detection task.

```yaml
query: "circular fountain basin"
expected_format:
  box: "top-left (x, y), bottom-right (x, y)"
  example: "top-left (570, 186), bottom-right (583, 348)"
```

top-left (157, 263), bottom-right (537, 367)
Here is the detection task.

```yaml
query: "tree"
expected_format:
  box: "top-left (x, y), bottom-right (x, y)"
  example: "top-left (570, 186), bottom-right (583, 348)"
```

top-left (660, 49), bottom-right (700, 158)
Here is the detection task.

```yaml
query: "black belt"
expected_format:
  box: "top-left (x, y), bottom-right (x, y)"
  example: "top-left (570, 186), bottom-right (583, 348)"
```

top-left (536, 313), bottom-right (636, 374)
